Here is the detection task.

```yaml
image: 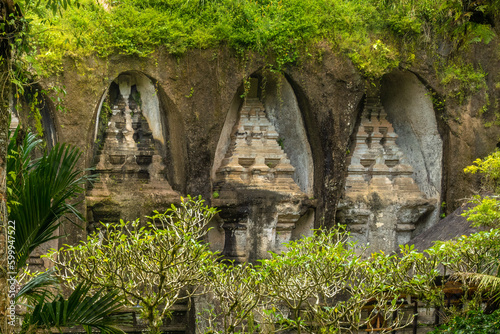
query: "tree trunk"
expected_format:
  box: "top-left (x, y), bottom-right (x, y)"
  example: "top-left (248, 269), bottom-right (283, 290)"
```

top-left (0, 61), bottom-right (12, 334)
top-left (0, 1), bottom-right (15, 332)
top-left (0, 90), bottom-right (10, 333)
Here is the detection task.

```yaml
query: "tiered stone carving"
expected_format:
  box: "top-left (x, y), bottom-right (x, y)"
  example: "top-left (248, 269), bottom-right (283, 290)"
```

top-left (345, 93), bottom-right (423, 200)
top-left (87, 75), bottom-right (178, 226)
top-left (213, 88), bottom-right (308, 262)
top-left (338, 82), bottom-right (434, 251)
top-left (215, 98), bottom-right (302, 196)
top-left (92, 97), bottom-right (168, 189)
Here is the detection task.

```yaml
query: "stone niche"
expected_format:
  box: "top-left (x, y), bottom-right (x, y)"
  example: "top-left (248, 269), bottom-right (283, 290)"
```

top-left (211, 76), bottom-right (314, 262)
top-left (337, 76), bottom-right (440, 253)
top-left (381, 70), bottom-right (443, 235)
top-left (86, 72), bottom-right (179, 228)
top-left (11, 84), bottom-right (58, 148)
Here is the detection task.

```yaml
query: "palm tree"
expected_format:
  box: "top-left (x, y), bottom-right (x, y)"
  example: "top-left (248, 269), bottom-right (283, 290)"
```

top-left (17, 272), bottom-right (130, 334)
top-left (7, 127), bottom-right (91, 271)
top-left (7, 128), bottom-right (131, 333)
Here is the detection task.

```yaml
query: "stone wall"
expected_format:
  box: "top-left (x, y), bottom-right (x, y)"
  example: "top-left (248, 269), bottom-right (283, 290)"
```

top-left (20, 45), bottom-right (500, 258)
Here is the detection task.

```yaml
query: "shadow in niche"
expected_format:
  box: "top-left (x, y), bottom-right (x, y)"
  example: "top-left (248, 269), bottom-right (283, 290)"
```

top-left (281, 73), bottom-right (326, 227)
top-left (381, 70), bottom-right (443, 236)
top-left (86, 71), bottom-right (182, 229)
top-left (154, 80), bottom-right (187, 194)
top-left (13, 84), bottom-right (58, 149)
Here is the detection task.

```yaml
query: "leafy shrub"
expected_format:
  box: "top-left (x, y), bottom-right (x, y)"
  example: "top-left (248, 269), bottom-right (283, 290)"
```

top-left (431, 309), bottom-right (500, 334)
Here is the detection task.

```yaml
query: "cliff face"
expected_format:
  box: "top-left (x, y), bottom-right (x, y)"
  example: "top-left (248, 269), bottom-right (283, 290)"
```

top-left (22, 42), bottom-right (500, 257)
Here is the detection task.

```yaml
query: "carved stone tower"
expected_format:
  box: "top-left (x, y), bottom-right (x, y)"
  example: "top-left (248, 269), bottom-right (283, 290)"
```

top-left (337, 81), bottom-right (435, 251)
top-left (213, 78), bottom-right (310, 262)
top-left (87, 74), bottom-right (179, 228)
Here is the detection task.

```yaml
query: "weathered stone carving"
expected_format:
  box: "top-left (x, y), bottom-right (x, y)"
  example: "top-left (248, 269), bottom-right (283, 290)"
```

top-left (215, 97), bottom-right (303, 196)
top-left (213, 79), bottom-right (310, 262)
top-left (87, 74), bottom-right (178, 227)
top-left (338, 81), bottom-right (434, 252)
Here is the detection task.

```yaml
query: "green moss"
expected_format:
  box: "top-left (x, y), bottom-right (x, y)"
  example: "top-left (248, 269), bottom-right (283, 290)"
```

top-left (439, 62), bottom-right (488, 105)
top-left (22, 0), bottom-right (500, 87)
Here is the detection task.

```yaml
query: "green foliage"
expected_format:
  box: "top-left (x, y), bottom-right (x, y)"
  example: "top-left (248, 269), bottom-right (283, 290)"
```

top-left (421, 149), bottom-right (500, 329)
top-left (20, 279), bottom-right (131, 334)
top-left (199, 262), bottom-right (264, 334)
top-left (199, 228), bottom-right (442, 334)
top-left (5, 125), bottom-right (125, 333)
top-left (22, 0), bottom-right (500, 78)
top-left (449, 150), bottom-right (500, 315)
top-left (7, 127), bottom-right (92, 271)
top-left (15, 270), bottom-right (60, 304)
top-left (428, 228), bottom-right (500, 317)
top-left (258, 229), bottom-right (364, 333)
top-left (439, 62), bottom-right (488, 105)
top-left (49, 195), bottom-right (219, 334)
top-left (462, 195), bottom-right (500, 228)
top-left (461, 150), bottom-right (500, 228)
top-left (430, 230), bottom-right (500, 278)
top-left (464, 150), bottom-right (500, 192)
top-left (430, 309), bottom-right (500, 334)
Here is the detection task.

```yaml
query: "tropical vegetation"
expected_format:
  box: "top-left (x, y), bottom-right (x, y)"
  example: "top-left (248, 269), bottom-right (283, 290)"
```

top-left (49, 196), bottom-right (219, 333)
top-left (6, 128), bottom-right (130, 334)
top-left (51, 220), bottom-right (443, 334)
top-left (0, 0), bottom-right (492, 104)
top-left (427, 149), bottom-right (500, 332)
top-left (3, 0), bottom-right (500, 333)
top-left (42, 148), bottom-right (500, 333)
top-left (5, 133), bottom-right (500, 333)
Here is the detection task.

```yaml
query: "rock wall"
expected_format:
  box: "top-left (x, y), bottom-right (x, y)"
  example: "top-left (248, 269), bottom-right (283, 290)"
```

top-left (381, 71), bottom-right (443, 236)
top-left (22, 45), bottom-right (500, 256)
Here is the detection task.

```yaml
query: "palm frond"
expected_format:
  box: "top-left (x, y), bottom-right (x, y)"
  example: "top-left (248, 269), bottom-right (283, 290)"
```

top-left (7, 128), bottom-right (92, 271)
top-left (22, 283), bottom-right (132, 334)
top-left (454, 272), bottom-right (500, 300)
top-left (15, 269), bottom-right (61, 304)
top-left (6, 129), bottom-right (41, 207)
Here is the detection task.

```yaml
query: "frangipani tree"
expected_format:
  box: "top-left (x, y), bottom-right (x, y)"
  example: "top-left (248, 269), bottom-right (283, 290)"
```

top-left (49, 196), bottom-right (219, 334)
top-left (440, 150), bottom-right (500, 304)
top-left (258, 229), bottom-right (437, 334)
top-left (258, 229), bottom-right (362, 333)
top-left (198, 262), bottom-right (264, 334)
top-left (199, 228), bottom-right (442, 334)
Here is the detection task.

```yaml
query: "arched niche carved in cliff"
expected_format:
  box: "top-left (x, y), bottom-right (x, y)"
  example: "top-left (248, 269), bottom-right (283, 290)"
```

top-left (87, 71), bottom-right (182, 227)
top-left (11, 84), bottom-right (58, 149)
top-left (212, 76), bottom-right (314, 196)
top-left (210, 74), bottom-right (315, 262)
top-left (338, 71), bottom-right (442, 252)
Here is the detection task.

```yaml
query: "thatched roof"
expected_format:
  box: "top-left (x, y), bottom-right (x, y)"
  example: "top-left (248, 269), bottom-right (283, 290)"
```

top-left (405, 203), bottom-right (486, 252)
